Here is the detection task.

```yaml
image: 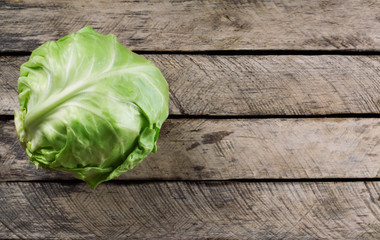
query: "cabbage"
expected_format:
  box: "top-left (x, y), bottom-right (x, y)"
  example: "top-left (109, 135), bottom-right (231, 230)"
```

top-left (14, 27), bottom-right (169, 188)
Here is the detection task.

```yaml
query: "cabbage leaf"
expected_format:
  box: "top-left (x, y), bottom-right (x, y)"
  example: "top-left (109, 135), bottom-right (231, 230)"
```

top-left (15, 27), bottom-right (169, 188)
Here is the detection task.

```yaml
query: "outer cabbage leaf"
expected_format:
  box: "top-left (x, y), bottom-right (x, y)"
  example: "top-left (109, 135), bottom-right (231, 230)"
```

top-left (14, 26), bottom-right (169, 188)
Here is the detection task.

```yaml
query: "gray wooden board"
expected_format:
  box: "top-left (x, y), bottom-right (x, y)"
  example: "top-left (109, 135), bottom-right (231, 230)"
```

top-left (0, 181), bottom-right (379, 239)
top-left (1, 0), bottom-right (380, 52)
top-left (2, 118), bottom-right (380, 181)
top-left (3, 55), bottom-right (380, 116)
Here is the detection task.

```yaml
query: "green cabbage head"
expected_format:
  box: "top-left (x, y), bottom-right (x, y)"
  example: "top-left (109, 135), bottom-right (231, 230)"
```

top-left (14, 27), bottom-right (169, 188)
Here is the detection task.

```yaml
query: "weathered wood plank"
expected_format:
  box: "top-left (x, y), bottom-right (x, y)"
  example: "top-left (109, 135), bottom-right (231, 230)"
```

top-left (3, 55), bottom-right (380, 116)
top-left (0, 181), bottom-right (379, 239)
top-left (0, 56), bottom-right (19, 115)
top-left (2, 118), bottom-right (380, 181)
top-left (1, 0), bottom-right (380, 52)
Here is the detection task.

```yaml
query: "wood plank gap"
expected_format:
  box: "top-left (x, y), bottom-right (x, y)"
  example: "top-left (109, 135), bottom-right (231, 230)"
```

top-left (5, 50), bottom-right (380, 57)
top-left (4, 179), bottom-right (380, 184)
top-left (0, 115), bottom-right (14, 120)
top-left (136, 49), bottom-right (380, 56)
top-left (0, 51), bottom-right (31, 56)
top-left (169, 113), bottom-right (380, 119)
top-left (3, 114), bottom-right (380, 120)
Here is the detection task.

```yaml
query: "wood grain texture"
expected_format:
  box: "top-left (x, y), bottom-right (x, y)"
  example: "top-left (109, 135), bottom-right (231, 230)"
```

top-left (2, 118), bottom-right (380, 181)
top-left (0, 56), bottom-right (19, 115)
top-left (1, 0), bottom-right (380, 52)
top-left (3, 55), bottom-right (380, 116)
top-left (0, 181), bottom-right (379, 239)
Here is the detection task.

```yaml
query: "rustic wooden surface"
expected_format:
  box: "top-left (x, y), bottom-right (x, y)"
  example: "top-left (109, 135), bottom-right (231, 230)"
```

top-left (1, 181), bottom-right (379, 239)
top-left (1, 0), bottom-right (380, 52)
top-left (1, 0), bottom-right (380, 239)
top-left (2, 118), bottom-right (380, 181)
top-left (3, 55), bottom-right (380, 116)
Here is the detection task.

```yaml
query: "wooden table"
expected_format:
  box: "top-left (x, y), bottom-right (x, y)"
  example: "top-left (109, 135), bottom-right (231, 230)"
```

top-left (1, 1), bottom-right (380, 239)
